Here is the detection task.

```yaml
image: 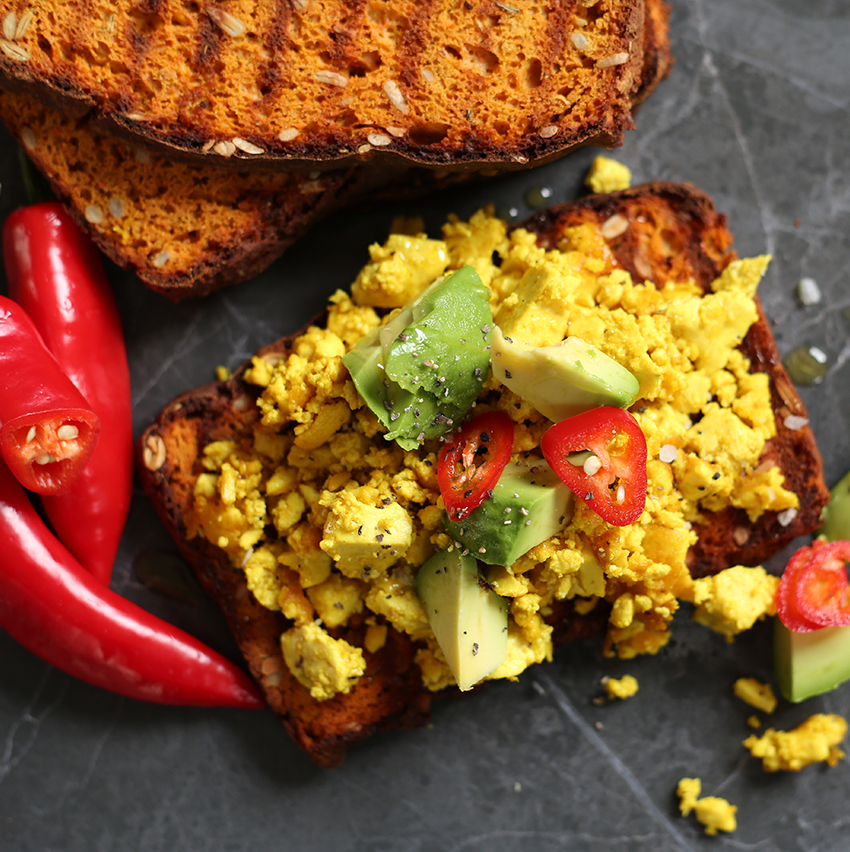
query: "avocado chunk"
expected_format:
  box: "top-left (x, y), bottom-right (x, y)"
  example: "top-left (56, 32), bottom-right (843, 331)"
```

top-left (343, 266), bottom-right (493, 450)
top-left (773, 467), bottom-right (850, 702)
top-left (415, 548), bottom-right (508, 691)
top-left (444, 458), bottom-right (574, 566)
top-left (818, 467), bottom-right (850, 542)
top-left (775, 619), bottom-right (850, 702)
top-left (490, 325), bottom-right (639, 421)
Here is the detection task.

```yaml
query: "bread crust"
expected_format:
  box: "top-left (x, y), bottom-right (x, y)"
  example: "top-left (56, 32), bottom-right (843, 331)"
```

top-left (137, 181), bottom-right (827, 766)
top-left (0, 0), bottom-right (669, 173)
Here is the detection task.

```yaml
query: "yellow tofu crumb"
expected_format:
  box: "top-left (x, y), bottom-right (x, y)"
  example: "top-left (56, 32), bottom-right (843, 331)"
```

top-left (279, 621), bottom-right (366, 701)
top-left (585, 155), bottom-right (632, 194)
top-left (690, 565), bottom-right (779, 639)
top-left (733, 677), bottom-right (777, 714)
top-left (744, 713), bottom-right (848, 771)
top-left (603, 674), bottom-right (639, 700)
top-left (677, 778), bottom-right (737, 836)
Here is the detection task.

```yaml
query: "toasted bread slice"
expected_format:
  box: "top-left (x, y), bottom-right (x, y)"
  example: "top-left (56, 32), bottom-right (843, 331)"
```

top-left (0, 1), bottom-right (671, 299)
top-left (0, 0), bottom-right (667, 172)
top-left (137, 181), bottom-right (827, 766)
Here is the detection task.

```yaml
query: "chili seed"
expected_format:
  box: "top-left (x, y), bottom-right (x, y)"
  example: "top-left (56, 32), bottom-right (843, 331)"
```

top-left (57, 424), bottom-right (80, 441)
top-left (25, 426), bottom-right (36, 443)
top-left (36, 454), bottom-right (57, 465)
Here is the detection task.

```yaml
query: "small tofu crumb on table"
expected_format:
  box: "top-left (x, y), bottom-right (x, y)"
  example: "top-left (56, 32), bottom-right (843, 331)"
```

top-left (677, 778), bottom-right (737, 836)
top-left (743, 713), bottom-right (847, 772)
top-left (603, 674), bottom-right (639, 700)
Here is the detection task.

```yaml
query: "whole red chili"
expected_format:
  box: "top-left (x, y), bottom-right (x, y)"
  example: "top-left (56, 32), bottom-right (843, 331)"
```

top-left (0, 456), bottom-right (265, 708)
top-left (0, 294), bottom-right (100, 495)
top-left (3, 202), bottom-right (133, 584)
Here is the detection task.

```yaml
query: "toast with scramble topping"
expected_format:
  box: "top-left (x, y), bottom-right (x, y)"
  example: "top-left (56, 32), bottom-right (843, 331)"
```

top-left (0, 0), bottom-right (669, 173)
top-left (0, 0), bottom-right (671, 298)
top-left (137, 181), bottom-right (828, 766)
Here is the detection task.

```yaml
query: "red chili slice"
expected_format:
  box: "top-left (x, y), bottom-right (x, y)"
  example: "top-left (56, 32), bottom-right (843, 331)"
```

top-left (438, 410), bottom-right (514, 521)
top-left (540, 406), bottom-right (647, 526)
top-left (0, 295), bottom-right (100, 495)
top-left (777, 539), bottom-right (850, 632)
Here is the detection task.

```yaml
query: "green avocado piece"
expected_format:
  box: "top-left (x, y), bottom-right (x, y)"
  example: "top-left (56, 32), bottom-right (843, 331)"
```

top-left (343, 266), bottom-right (492, 450)
top-left (775, 619), bottom-right (850, 702)
top-left (415, 548), bottom-right (508, 691)
top-left (818, 467), bottom-right (850, 542)
top-left (444, 458), bottom-right (574, 566)
top-left (490, 326), bottom-right (640, 421)
top-left (773, 466), bottom-right (850, 702)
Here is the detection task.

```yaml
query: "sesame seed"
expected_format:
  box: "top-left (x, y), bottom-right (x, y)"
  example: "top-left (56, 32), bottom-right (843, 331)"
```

top-left (153, 250), bottom-right (171, 268)
top-left (20, 126), bottom-right (35, 150)
top-left (385, 125), bottom-right (406, 137)
top-left (357, 143), bottom-right (373, 154)
top-left (213, 140), bottom-right (237, 157)
top-left (783, 414), bottom-right (808, 431)
top-left (539, 124), bottom-right (559, 139)
top-left (84, 205), bottom-right (104, 225)
top-left (15, 9), bottom-right (33, 39)
top-left (108, 197), bottom-right (125, 218)
top-left (600, 213), bottom-right (629, 239)
top-left (367, 133), bottom-right (392, 146)
top-left (315, 69), bottom-right (348, 87)
top-left (570, 31), bottom-right (588, 50)
top-left (597, 51), bottom-right (629, 69)
top-left (796, 277), bottom-right (821, 306)
top-left (207, 7), bottom-right (246, 38)
top-left (200, 139), bottom-right (215, 153)
top-left (232, 137), bottom-right (265, 155)
top-left (658, 444), bottom-right (678, 463)
top-left (2, 12), bottom-right (16, 41)
top-left (279, 127), bottom-right (299, 142)
top-left (777, 507), bottom-right (798, 527)
top-left (123, 111), bottom-right (146, 122)
top-left (383, 80), bottom-right (409, 114)
top-left (0, 40), bottom-right (30, 61)
top-left (732, 526), bottom-right (750, 546)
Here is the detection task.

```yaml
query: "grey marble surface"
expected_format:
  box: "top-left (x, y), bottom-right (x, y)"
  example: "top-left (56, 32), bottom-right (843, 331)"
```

top-left (1, 1), bottom-right (849, 849)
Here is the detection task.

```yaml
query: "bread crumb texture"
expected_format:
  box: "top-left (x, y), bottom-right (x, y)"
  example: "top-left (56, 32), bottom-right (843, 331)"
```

top-left (190, 208), bottom-right (797, 700)
top-left (0, 0), bottom-right (645, 165)
top-left (677, 778), bottom-right (737, 836)
top-left (744, 713), bottom-right (848, 772)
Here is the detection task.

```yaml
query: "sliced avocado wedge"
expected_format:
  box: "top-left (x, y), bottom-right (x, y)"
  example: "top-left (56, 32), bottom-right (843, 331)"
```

top-left (773, 467), bottom-right (850, 702)
top-left (415, 549), bottom-right (508, 691)
top-left (818, 467), bottom-right (850, 542)
top-left (775, 619), bottom-right (850, 702)
top-left (444, 458), bottom-right (574, 566)
top-left (490, 326), bottom-right (639, 421)
top-left (343, 266), bottom-right (492, 450)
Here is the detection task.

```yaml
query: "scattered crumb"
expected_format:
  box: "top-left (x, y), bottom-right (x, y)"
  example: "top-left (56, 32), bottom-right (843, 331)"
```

top-left (216, 365), bottom-right (232, 381)
top-left (796, 276), bottom-right (821, 306)
top-left (747, 715), bottom-right (762, 729)
top-left (744, 714), bottom-right (847, 772)
top-left (585, 155), bottom-right (632, 194)
top-left (677, 777), bottom-right (737, 836)
top-left (733, 677), bottom-right (777, 714)
top-left (602, 674), bottom-right (639, 700)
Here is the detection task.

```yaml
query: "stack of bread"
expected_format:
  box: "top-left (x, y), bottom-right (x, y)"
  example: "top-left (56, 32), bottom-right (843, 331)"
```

top-left (0, 0), bottom-right (672, 297)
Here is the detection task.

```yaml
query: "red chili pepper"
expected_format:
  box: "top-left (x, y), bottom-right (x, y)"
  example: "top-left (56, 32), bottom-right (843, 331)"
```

top-left (777, 539), bottom-right (850, 632)
top-left (0, 457), bottom-right (265, 708)
top-left (4, 202), bottom-right (133, 584)
top-left (0, 295), bottom-right (100, 496)
top-left (438, 410), bottom-right (514, 521)
top-left (540, 406), bottom-right (647, 526)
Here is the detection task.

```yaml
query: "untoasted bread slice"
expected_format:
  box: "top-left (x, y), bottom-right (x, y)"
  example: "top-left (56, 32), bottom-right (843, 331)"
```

top-left (0, 0), bottom-right (666, 172)
top-left (137, 181), bottom-right (827, 766)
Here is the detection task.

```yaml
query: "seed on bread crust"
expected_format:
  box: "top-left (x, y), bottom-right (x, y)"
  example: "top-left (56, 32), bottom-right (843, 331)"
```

top-left (143, 434), bottom-right (167, 471)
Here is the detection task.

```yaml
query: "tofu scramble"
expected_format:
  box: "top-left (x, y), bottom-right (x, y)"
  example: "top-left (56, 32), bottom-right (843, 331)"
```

top-left (190, 208), bottom-right (798, 701)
